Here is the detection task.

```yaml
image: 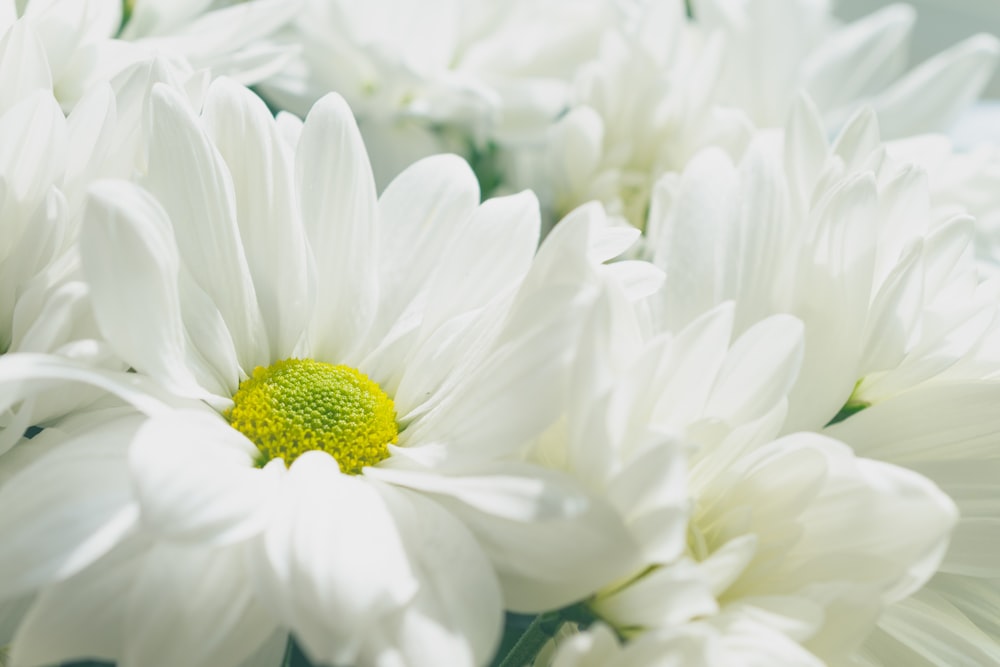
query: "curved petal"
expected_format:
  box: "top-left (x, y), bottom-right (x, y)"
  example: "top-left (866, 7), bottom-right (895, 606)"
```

top-left (249, 452), bottom-right (419, 666)
top-left (373, 153), bottom-right (479, 338)
top-left (124, 543), bottom-right (279, 667)
top-left (0, 412), bottom-right (141, 600)
top-left (358, 484), bottom-right (503, 667)
top-left (368, 463), bottom-right (640, 613)
top-left (129, 410), bottom-right (283, 546)
top-left (145, 82), bottom-right (267, 371)
top-left (81, 180), bottom-right (232, 402)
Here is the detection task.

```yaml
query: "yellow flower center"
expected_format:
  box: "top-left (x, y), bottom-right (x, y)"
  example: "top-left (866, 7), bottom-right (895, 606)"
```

top-left (225, 358), bottom-right (397, 473)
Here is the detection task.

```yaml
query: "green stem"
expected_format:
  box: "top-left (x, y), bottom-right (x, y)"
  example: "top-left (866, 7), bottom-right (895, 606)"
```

top-left (496, 604), bottom-right (598, 667)
top-left (496, 611), bottom-right (565, 667)
top-left (281, 636), bottom-right (295, 667)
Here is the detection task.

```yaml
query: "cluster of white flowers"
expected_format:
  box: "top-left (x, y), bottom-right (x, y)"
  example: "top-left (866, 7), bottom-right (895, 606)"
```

top-left (1, 1), bottom-right (999, 666)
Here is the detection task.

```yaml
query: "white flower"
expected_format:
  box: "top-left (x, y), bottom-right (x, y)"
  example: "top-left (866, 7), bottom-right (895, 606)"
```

top-left (643, 94), bottom-right (1000, 664)
top-left (695, 0), bottom-right (999, 135)
top-left (0, 79), bottom-right (639, 667)
top-left (0, 0), bottom-right (297, 111)
top-left (260, 0), bottom-right (618, 187)
top-left (523, 0), bottom-right (999, 234)
top-left (525, 1), bottom-right (752, 229)
top-left (534, 275), bottom-right (956, 665)
top-left (0, 55), bottom-right (212, 455)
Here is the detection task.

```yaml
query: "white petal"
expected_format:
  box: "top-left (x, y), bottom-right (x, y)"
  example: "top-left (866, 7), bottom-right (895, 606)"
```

top-left (250, 452), bottom-right (418, 666)
top-left (421, 190), bottom-right (540, 333)
top-left (124, 543), bottom-right (278, 667)
top-left (81, 181), bottom-right (234, 402)
top-left (826, 381), bottom-right (1000, 465)
top-left (0, 413), bottom-right (140, 599)
top-left (372, 154), bottom-right (479, 340)
top-left (869, 34), bottom-right (1000, 138)
top-left (593, 560), bottom-right (718, 629)
top-left (358, 484), bottom-right (502, 667)
top-left (129, 410), bottom-right (283, 546)
top-left (0, 21), bottom-right (51, 116)
top-left (10, 543), bottom-right (143, 666)
top-left (801, 4), bottom-right (914, 112)
top-left (371, 464), bottom-right (640, 613)
top-left (652, 149), bottom-right (738, 329)
top-left (297, 93), bottom-right (379, 363)
top-left (145, 82), bottom-right (267, 370)
top-left (202, 78), bottom-right (312, 360)
top-left (705, 314), bottom-right (804, 426)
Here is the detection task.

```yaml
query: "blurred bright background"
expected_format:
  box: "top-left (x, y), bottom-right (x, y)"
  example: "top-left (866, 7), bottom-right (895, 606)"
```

top-left (835, 0), bottom-right (1000, 146)
top-left (836, 0), bottom-right (1000, 97)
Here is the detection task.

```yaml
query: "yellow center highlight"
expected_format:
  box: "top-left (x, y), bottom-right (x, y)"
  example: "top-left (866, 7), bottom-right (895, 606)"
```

top-left (225, 358), bottom-right (397, 473)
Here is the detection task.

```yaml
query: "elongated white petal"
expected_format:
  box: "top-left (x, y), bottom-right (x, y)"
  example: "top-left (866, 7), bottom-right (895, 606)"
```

top-left (203, 77), bottom-right (312, 360)
top-left (250, 452), bottom-right (418, 666)
top-left (145, 82), bottom-right (267, 371)
top-left (370, 464), bottom-right (639, 612)
top-left (868, 34), bottom-right (1000, 138)
top-left (370, 153), bottom-right (478, 335)
top-left (81, 180), bottom-right (232, 401)
top-left (297, 92), bottom-right (379, 364)
top-left (359, 484), bottom-right (502, 667)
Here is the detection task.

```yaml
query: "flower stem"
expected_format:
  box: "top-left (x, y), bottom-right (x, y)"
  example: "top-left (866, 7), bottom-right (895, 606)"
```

top-left (496, 603), bottom-right (597, 667)
top-left (496, 611), bottom-right (565, 667)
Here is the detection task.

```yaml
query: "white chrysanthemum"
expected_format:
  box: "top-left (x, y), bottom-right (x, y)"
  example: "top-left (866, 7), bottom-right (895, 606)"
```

top-left (0, 87), bottom-right (117, 453)
top-left (533, 278), bottom-right (955, 665)
top-left (527, 1), bottom-right (752, 229)
top-left (0, 0), bottom-right (297, 111)
top-left (527, 0), bottom-right (998, 234)
top-left (260, 0), bottom-right (618, 187)
top-left (644, 94), bottom-right (1000, 664)
top-left (0, 79), bottom-right (640, 667)
top-left (0, 54), bottom-right (214, 455)
top-left (695, 0), bottom-right (999, 135)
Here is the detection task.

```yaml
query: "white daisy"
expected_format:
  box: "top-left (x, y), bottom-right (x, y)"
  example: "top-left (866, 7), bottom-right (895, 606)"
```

top-left (0, 79), bottom-right (639, 666)
top-left (531, 278), bottom-right (955, 666)
top-left (0, 0), bottom-right (296, 111)
top-left (694, 0), bottom-right (999, 135)
top-left (0, 52), bottom-right (213, 455)
top-left (260, 0), bottom-right (619, 188)
top-left (523, 0), bottom-right (999, 235)
top-left (644, 94), bottom-right (1000, 664)
top-left (528, 0), bottom-right (752, 230)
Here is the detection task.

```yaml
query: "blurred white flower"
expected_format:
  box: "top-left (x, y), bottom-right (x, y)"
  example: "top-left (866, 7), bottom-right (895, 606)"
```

top-left (0, 0), bottom-right (297, 111)
top-left (535, 277), bottom-right (955, 665)
top-left (695, 0), bottom-right (999, 135)
top-left (526, 0), bottom-right (999, 234)
top-left (526, 1), bottom-right (752, 229)
top-left (0, 55), bottom-right (211, 455)
top-left (0, 79), bottom-right (640, 667)
top-left (260, 0), bottom-right (618, 187)
top-left (644, 94), bottom-right (1000, 665)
